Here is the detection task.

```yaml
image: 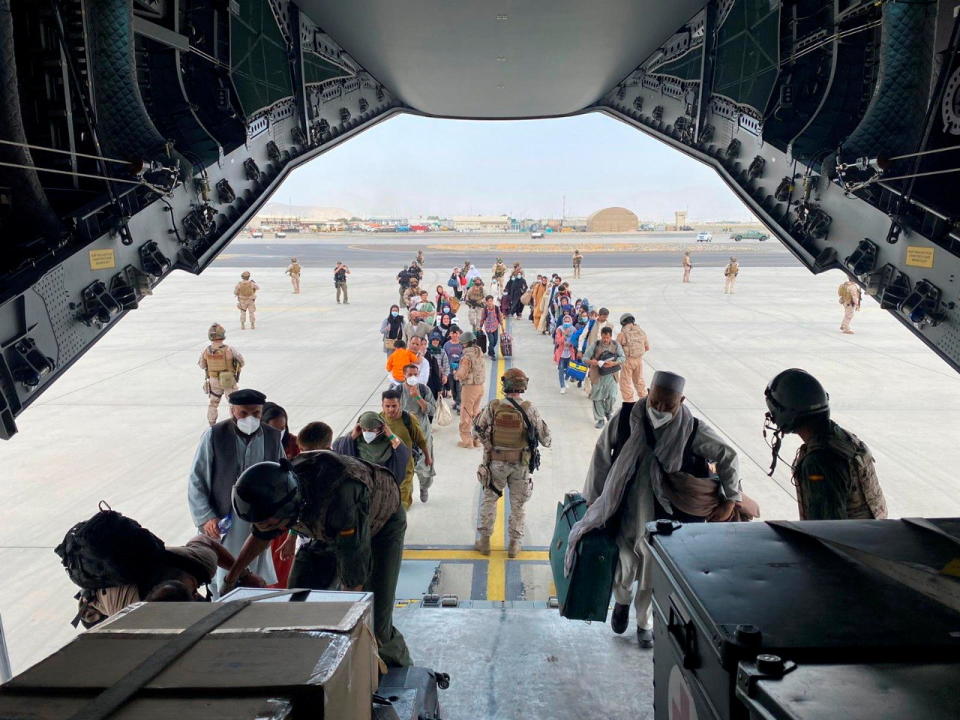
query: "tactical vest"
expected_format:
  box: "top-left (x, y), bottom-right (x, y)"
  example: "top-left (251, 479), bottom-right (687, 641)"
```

top-left (493, 264), bottom-right (505, 278)
top-left (490, 399), bottom-right (529, 449)
top-left (292, 451), bottom-right (399, 543)
top-left (236, 280), bottom-right (256, 298)
top-left (795, 424), bottom-right (887, 520)
top-left (838, 282), bottom-right (858, 305)
top-left (726, 262), bottom-right (739, 276)
top-left (203, 345), bottom-right (234, 378)
top-left (466, 285), bottom-right (485, 307)
top-left (619, 325), bottom-right (647, 359)
top-left (458, 346), bottom-right (486, 385)
top-left (289, 263), bottom-right (302, 275)
top-left (209, 421), bottom-right (282, 518)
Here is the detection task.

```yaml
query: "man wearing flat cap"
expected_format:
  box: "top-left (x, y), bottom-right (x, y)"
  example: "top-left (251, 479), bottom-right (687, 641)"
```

top-left (187, 388), bottom-right (283, 593)
top-left (569, 371), bottom-right (742, 648)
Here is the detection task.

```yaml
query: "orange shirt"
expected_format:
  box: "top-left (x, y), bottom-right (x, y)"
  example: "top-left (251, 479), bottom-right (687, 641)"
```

top-left (386, 348), bottom-right (419, 381)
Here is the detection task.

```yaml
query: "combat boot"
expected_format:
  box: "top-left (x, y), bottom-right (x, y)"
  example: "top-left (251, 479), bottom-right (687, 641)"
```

top-left (474, 536), bottom-right (490, 555)
top-left (508, 540), bottom-right (521, 558)
top-left (241, 322), bottom-right (246, 330)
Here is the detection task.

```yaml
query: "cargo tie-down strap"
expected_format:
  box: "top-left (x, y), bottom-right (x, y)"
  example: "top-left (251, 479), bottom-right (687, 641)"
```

top-left (67, 589), bottom-right (301, 720)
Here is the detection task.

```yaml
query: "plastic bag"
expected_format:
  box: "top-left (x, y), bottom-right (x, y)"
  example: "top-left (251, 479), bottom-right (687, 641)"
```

top-left (435, 396), bottom-right (453, 427)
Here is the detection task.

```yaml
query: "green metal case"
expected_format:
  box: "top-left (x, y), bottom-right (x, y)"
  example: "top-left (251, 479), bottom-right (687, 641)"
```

top-left (549, 492), bottom-right (618, 621)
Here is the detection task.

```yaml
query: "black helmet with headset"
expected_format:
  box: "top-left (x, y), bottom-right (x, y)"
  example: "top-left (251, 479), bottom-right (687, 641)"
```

top-left (763, 369), bottom-right (830, 474)
top-left (232, 460), bottom-right (300, 524)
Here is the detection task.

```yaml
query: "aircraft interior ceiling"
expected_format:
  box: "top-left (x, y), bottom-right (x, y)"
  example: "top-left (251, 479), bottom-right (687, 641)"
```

top-left (0, 0), bottom-right (959, 439)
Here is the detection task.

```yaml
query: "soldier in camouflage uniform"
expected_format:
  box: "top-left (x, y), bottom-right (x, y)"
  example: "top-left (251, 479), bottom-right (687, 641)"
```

top-left (764, 368), bottom-right (887, 520)
top-left (227, 452), bottom-right (412, 667)
top-left (234, 271), bottom-right (259, 329)
top-left (286, 258), bottom-right (302, 294)
top-left (198, 323), bottom-right (244, 425)
top-left (473, 368), bottom-right (552, 558)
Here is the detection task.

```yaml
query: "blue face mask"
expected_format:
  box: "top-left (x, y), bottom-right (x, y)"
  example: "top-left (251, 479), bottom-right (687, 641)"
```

top-left (562, 322), bottom-right (572, 328)
top-left (391, 311), bottom-right (399, 317)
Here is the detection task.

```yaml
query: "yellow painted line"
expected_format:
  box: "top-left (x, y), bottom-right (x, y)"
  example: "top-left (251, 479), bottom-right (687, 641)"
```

top-left (402, 549), bottom-right (548, 561)
top-left (485, 347), bottom-right (509, 601)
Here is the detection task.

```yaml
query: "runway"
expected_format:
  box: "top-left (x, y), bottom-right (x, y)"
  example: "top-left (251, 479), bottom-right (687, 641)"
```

top-left (2, 255), bottom-right (959, 675)
top-left (214, 231), bottom-right (795, 269)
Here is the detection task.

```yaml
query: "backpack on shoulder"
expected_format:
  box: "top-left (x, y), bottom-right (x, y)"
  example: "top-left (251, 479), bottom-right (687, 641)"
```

top-left (55, 502), bottom-right (166, 590)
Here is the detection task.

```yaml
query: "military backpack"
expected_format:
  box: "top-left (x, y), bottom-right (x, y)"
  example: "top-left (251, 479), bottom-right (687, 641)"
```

top-left (55, 503), bottom-right (166, 591)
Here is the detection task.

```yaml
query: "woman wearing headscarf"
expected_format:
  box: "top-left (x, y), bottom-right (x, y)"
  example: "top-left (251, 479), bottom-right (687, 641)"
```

top-left (261, 402), bottom-right (299, 588)
top-left (436, 313), bottom-right (455, 343)
top-left (504, 268), bottom-right (528, 318)
top-left (554, 313), bottom-right (577, 394)
top-left (381, 304), bottom-right (405, 354)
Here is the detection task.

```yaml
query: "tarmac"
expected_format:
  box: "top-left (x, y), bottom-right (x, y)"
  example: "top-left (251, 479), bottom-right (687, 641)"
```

top-left (2, 247), bottom-right (960, 678)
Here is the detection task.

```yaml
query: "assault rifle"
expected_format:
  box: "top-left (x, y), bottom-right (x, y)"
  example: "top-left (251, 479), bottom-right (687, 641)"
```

top-left (506, 398), bottom-right (541, 473)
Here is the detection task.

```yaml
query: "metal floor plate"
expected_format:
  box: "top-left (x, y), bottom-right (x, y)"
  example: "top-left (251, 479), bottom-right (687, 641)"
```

top-left (393, 606), bottom-right (654, 720)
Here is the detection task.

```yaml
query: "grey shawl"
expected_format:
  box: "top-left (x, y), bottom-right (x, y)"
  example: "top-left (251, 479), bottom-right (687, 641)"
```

top-left (564, 398), bottom-right (696, 575)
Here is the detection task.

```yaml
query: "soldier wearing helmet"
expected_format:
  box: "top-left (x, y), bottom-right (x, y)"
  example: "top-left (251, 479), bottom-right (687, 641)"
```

top-left (198, 323), bottom-right (244, 425)
top-left (764, 368), bottom-right (886, 520)
top-left (572, 249), bottom-right (583, 278)
top-left (492, 257), bottom-right (507, 295)
top-left (286, 257), bottom-right (302, 294)
top-left (472, 367), bottom-right (552, 558)
top-left (723, 257), bottom-right (739, 294)
top-left (224, 452), bottom-right (412, 668)
top-left (616, 312), bottom-right (651, 403)
top-left (234, 271), bottom-right (259, 329)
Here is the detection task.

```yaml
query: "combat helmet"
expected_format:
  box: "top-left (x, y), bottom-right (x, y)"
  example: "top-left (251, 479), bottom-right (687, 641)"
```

top-left (619, 312), bottom-right (635, 326)
top-left (233, 461), bottom-right (301, 524)
top-left (501, 368), bottom-right (529, 393)
top-left (291, 257), bottom-right (298, 262)
top-left (208, 323), bottom-right (226, 341)
top-left (764, 368), bottom-right (830, 433)
top-left (461, 331), bottom-right (477, 345)
top-left (241, 271), bottom-right (251, 279)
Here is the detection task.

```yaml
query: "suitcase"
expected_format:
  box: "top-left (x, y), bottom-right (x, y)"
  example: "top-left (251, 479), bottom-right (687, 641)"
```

top-left (500, 295), bottom-right (511, 314)
top-left (548, 492), bottom-right (618, 621)
top-left (500, 331), bottom-right (513, 357)
top-left (476, 332), bottom-right (487, 354)
top-left (564, 361), bottom-right (588, 382)
top-left (374, 665), bottom-right (449, 720)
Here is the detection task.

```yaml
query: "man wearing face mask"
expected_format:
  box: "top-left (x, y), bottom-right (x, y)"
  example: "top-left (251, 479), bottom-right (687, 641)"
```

top-left (569, 371), bottom-right (741, 648)
top-left (187, 388), bottom-right (282, 593)
top-left (332, 411), bottom-right (410, 486)
top-left (380, 388), bottom-right (432, 510)
top-left (400, 363), bottom-right (437, 503)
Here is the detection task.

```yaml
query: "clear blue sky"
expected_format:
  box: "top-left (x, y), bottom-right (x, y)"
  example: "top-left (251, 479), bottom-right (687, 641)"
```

top-left (279, 112), bottom-right (755, 222)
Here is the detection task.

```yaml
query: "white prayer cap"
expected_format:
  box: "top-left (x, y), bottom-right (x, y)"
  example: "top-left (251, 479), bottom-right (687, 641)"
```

top-left (651, 371), bottom-right (685, 394)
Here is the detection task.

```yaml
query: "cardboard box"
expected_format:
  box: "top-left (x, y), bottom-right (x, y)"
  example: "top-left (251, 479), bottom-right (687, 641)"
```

top-left (0, 592), bottom-right (378, 719)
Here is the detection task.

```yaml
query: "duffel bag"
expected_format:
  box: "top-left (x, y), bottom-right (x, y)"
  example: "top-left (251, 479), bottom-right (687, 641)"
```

top-left (549, 492), bottom-right (617, 621)
top-left (565, 361), bottom-right (588, 382)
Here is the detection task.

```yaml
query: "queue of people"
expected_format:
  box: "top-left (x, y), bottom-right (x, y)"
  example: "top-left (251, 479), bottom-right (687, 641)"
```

top-left (56, 246), bottom-right (890, 678)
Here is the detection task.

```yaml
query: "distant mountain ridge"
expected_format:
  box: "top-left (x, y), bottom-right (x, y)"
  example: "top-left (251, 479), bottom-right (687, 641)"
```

top-left (257, 203), bottom-right (353, 221)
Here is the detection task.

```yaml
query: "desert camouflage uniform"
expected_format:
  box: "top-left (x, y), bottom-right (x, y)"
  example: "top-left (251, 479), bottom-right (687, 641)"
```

top-left (474, 398), bottom-right (551, 542)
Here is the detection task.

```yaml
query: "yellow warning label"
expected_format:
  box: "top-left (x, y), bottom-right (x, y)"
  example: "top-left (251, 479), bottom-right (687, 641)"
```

top-left (88, 249), bottom-right (117, 271)
top-left (940, 558), bottom-right (960, 578)
top-left (905, 246), bottom-right (934, 269)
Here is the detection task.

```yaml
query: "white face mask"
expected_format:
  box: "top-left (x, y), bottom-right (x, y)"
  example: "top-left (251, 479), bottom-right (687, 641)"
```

top-left (405, 376), bottom-right (418, 386)
top-left (362, 430), bottom-right (379, 444)
top-left (236, 415), bottom-right (261, 434)
top-left (646, 405), bottom-right (676, 430)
